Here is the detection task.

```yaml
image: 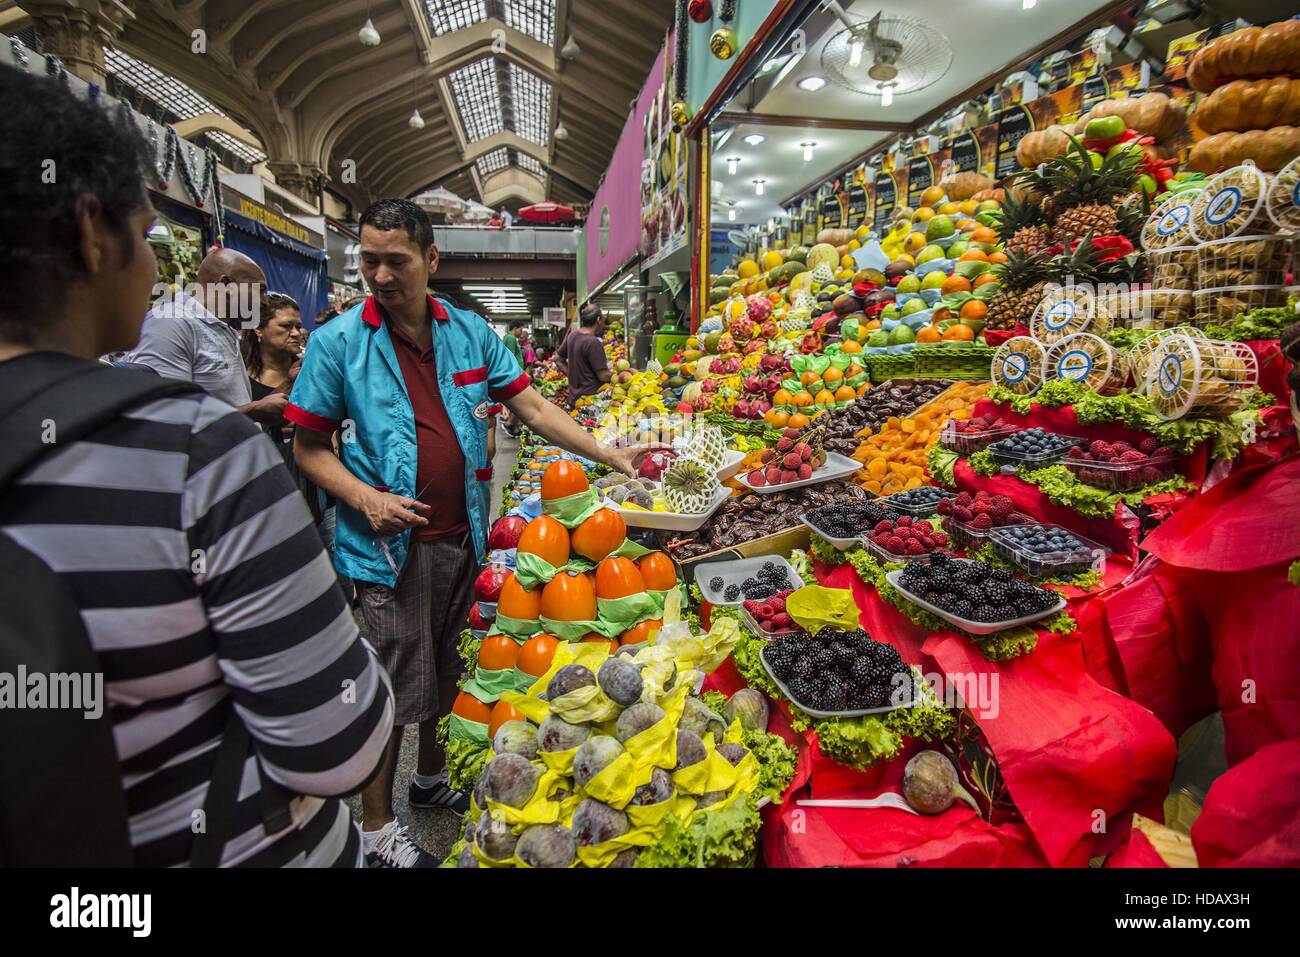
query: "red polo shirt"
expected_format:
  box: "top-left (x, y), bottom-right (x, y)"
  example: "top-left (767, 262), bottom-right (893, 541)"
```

top-left (387, 315), bottom-right (469, 543)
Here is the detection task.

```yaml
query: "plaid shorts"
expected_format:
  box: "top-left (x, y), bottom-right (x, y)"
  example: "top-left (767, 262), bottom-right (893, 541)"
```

top-left (358, 534), bottom-right (476, 726)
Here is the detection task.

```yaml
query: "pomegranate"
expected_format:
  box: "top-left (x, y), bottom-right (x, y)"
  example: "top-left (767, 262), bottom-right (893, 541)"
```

top-left (473, 563), bottom-right (511, 602)
top-left (487, 514), bottom-right (527, 551)
top-left (637, 449), bottom-right (677, 481)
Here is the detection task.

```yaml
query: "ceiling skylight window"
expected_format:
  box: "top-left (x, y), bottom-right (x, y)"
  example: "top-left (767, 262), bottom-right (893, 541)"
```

top-left (475, 146), bottom-right (511, 178)
top-left (448, 57), bottom-right (504, 142)
top-left (505, 0), bottom-right (556, 45)
top-left (506, 62), bottom-right (551, 147)
top-left (425, 0), bottom-right (488, 36)
top-left (517, 151), bottom-right (545, 177)
top-left (103, 47), bottom-right (267, 165)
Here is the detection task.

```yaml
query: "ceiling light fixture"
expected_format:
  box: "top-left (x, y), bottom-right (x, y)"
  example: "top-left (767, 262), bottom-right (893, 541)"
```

top-left (727, 157), bottom-right (739, 175)
top-left (728, 208), bottom-right (736, 222)
top-left (849, 38), bottom-right (864, 67)
top-left (880, 83), bottom-right (894, 107)
top-left (358, 18), bottom-right (381, 47)
top-left (801, 141), bottom-right (816, 161)
top-left (743, 133), bottom-right (765, 146)
top-left (796, 75), bottom-right (826, 92)
top-left (554, 122), bottom-right (569, 141)
top-left (408, 108), bottom-right (425, 129)
top-left (1022, 0), bottom-right (1037, 8)
top-left (561, 34), bottom-right (581, 60)
top-left (753, 179), bottom-right (765, 196)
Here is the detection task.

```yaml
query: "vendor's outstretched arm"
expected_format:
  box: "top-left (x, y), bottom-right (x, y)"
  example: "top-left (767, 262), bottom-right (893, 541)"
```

top-left (505, 385), bottom-right (661, 476)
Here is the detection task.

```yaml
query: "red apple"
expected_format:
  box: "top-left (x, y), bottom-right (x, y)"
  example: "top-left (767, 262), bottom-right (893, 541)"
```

top-left (473, 563), bottom-right (511, 602)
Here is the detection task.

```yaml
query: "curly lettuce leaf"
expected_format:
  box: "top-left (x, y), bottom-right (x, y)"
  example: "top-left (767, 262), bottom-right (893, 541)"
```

top-left (438, 714), bottom-right (489, 793)
top-left (978, 626), bottom-right (1039, 661)
top-left (968, 448), bottom-right (1000, 476)
top-left (1290, 561), bottom-right (1300, 588)
top-left (742, 728), bottom-right (797, 803)
top-left (814, 715), bottom-right (902, 770)
top-left (457, 628), bottom-right (481, 673)
top-left (635, 796), bottom-right (761, 868)
top-left (700, 689), bottom-right (728, 716)
top-left (1017, 463), bottom-right (1195, 518)
top-left (927, 442), bottom-right (960, 487)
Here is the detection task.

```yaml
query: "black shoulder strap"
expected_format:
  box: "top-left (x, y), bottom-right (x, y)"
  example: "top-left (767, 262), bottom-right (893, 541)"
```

top-left (0, 352), bottom-right (200, 491)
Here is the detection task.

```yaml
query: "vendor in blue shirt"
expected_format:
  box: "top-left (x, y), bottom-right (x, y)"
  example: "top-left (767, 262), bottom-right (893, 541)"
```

top-left (286, 198), bottom-right (653, 866)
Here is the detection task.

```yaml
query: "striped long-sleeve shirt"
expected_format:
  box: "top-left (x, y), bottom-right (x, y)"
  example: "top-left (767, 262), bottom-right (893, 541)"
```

top-left (0, 391), bottom-right (394, 866)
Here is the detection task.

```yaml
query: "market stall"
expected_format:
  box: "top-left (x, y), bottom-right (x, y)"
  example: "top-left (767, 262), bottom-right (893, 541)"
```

top-left (440, 7), bottom-right (1299, 868)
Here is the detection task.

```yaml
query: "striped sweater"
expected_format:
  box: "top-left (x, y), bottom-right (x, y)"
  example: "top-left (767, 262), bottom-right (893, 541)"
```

top-left (0, 391), bottom-right (394, 866)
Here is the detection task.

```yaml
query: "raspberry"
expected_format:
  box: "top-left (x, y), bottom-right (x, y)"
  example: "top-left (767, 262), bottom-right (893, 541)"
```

top-left (931, 531), bottom-right (949, 547)
top-left (885, 535), bottom-right (906, 553)
top-left (973, 501), bottom-right (990, 514)
top-left (905, 541), bottom-right (926, 555)
top-left (1009, 511), bottom-right (1032, 523)
top-left (1139, 437), bottom-right (1159, 454)
top-left (874, 519), bottom-right (894, 534)
top-left (772, 613), bottom-right (793, 629)
top-left (758, 604), bottom-right (775, 620)
top-left (971, 513), bottom-right (993, 530)
top-left (1154, 447), bottom-right (1174, 459)
top-left (1139, 466), bottom-right (1163, 484)
top-left (896, 515), bottom-right (913, 527)
top-left (937, 499), bottom-right (953, 515)
top-left (1111, 441), bottom-right (1132, 454)
top-left (1119, 450), bottom-right (1146, 463)
top-left (955, 492), bottom-right (973, 507)
top-left (954, 507), bottom-right (973, 523)
top-left (744, 600), bottom-right (760, 613)
top-left (769, 594), bottom-right (786, 613)
top-left (1089, 440), bottom-right (1114, 457)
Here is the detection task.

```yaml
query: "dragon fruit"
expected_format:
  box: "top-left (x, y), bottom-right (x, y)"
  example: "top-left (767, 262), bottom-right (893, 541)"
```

top-left (728, 316), bottom-right (755, 342)
top-left (746, 295), bottom-right (773, 323)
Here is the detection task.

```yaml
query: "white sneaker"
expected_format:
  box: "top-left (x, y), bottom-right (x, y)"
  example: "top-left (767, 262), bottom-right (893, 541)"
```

top-left (363, 821), bottom-right (438, 869)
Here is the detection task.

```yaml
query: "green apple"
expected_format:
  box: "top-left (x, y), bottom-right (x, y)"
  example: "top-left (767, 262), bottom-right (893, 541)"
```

top-left (896, 274), bottom-right (921, 294)
top-left (925, 215), bottom-right (955, 241)
top-left (889, 323), bottom-right (916, 345)
top-left (1085, 115), bottom-right (1126, 140)
top-left (901, 297), bottom-right (927, 317)
top-left (921, 270), bottom-right (947, 290)
top-left (916, 243), bottom-right (946, 265)
top-left (976, 200), bottom-right (1001, 215)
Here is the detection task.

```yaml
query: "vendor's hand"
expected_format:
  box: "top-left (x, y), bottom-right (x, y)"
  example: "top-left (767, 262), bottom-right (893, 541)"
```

top-left (362, 490), bottom-right (431, 535)
top-left (248, 391), bottom-right (289, 424)
top-left (604, 443), bottom-right (671, 478)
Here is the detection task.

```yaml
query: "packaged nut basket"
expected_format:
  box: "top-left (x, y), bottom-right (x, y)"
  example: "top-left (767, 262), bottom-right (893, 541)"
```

top-left (1191, 285), bottom-right (1288, 325)
top-left (1149, 245), bottom-right (1199, 289)
top-left (1196, 234), bottom-right (1293, 288)
top-left (1142, 191), bottom-right (1199, 251)
top-left (1139, 333), bottom-right (1259, 420)
top-left (1190, 163), bottom-right (1270, 242)
top-left (1267, 156), bottom-right (1300, 233)
top-left (1126, 325), bottom-right (1205, 384)
top-left (991, 336), bottom-right (1047, 395)
top-left (1128, 288), bottom-right (1194, 329)
top-left (1047, 333), bottom-right (1128, 395)
top-left (1029, 285), bottom-right (1113, 343)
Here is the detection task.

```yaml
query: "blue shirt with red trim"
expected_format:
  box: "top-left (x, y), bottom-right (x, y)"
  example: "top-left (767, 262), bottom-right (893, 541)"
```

top-left (286, 295), bottom-right (527, 586)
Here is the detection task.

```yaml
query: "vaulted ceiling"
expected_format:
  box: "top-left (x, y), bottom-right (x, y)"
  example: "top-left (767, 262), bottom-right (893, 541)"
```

top-left (8, 0), bottom-right (672, 210)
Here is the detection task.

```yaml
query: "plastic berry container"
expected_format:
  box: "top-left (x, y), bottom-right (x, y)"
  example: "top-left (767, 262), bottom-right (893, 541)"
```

top-left (941, 515), bottom-right (1033, 551)
top-left (880, 487), bottom-right (957, 518)
top-left (692, 555), bottom-right (803, 608)
top-left (988, 524), bottom-right (1108, 579)
top-left (799, 512), bottom-right (862, 551)
top-left (939, 421), bottom-right (1017, 456)
top-left (739, 605), bottom-right (802, 641)
top-left (863, 532), bottom-right (948, 566)
top-left (987, 432), bottom-right (1083, 469)
top-left (1063, 450), bottom-right (1177, 491)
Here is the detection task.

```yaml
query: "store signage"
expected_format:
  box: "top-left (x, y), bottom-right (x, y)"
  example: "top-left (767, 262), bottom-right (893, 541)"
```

top-left (947, 132), bottom-right (980, 174)
top-left (906, 155), bottom-right (934, 208)
top-left (1082, 74), bottom-right (1110, 109)
top-left (995, 105), bottom-right (1034, 179)
top-left (237, 196), bottom-right (312, 245)
top-left (847, 181), bottom-right (870, 228)
top-left (872, 172), bottom-right (897, 231)
top-left (819, 190), bottom-right (846, 232)
top-left (801, 200), bottom-right (818, 246)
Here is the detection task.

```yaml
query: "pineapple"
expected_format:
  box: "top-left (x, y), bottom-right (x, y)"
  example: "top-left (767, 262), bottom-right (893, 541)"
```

top-left (1045, 234), bottom-right (1145, 288)
top-left (1024, 137), bottom-right (1143, 245)
top-left (993, 190), bottom-right (1051, 256)
top-left (985, 249), bottom-right (1051, 331)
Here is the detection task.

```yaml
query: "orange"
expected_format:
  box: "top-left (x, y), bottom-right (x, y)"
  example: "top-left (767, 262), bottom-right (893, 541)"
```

top-left (540, 571), bottom-right (597, 621)
top-left (959, 219), bottom-right (979, 232)
top-left (498, 574), bottom-right (541, 620)
top-left (941, 275), bottom-right (972, 295)
top-left (793, 391), bottom-right (814, 408)
top-left (451, 690), bottom-right (492, 725)
top-left (915, 325), bottom-right (942, 343)
top-left (788, 412), bottom-right (810, 429)
top-left (846, 362), bottom-right (865, 378)
top-left (944, 323), bottom-right (976, 341)
top-left (478, 634), bottom-right (521, 671)
top-left (814, 389), bottom-right (836, 405)
top-left (864, 319), bottom-right (882, 331)
top-left (841, 339), bottom-right (862, 354)
top-left (517, 515), bottom-right (571, 569)
top-left (959, 300), bottom-right (988, 322)
top-left (517, 634), bottom-right (560, 677)
top-left (969, 226), bottom-right (998, 246)
top-left (487, 698), bottom-right (525, 738)
top-left (914, 206), bottom-right (935, 222)
top-left (773, 388), bottom-right (793, 406)
top-left (834, 385), bottom-right (857, 402)
top-left (638, 552), bottom-right (677, 591)
top-left (974, 272), bottom-right (1000, 288)
top-left (987, 251), bottom-right (1008, 265)
top-left (540, 460), bottom-right (589, 500)
top-left (765, 409), bottom-right (789, 428)
top-left (958, 249), bottom-right (988, 263)
top-left (932, 307), bottom-right (952, 323)
top-left (822, 366), bottom-right (844, 385)
top-left (621, 618), bottom-right (662, 646)
top-left (800, 370), bottom-right (821, 389)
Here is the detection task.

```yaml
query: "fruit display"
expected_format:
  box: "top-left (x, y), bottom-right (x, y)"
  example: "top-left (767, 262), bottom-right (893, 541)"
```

top-left (1189, 165), bottom-right (1271, 242)
top-left (940, 412), bottom-right (1015, 455)
top-left (896, 554), bottom-right (1061, 626)
top-left (1138, 333), bottom-right (1259, 420)
top-left (660, 456), bottom-right (723, 514)
top-left (989, 524), bottom-right (1107, 579)
top-left (744, 427), bottom-right (825, 487)
top-left (761, 628), bottom-right (914, 715)
top-left (865, 515), bottom-right (949, 561)
top-left (936, 491), bottom-right (1034, 550)
top-left (739, 589), bottom-right (799, 637)
top-left (809, 379), bottom-right (951, 456)
top-left (710, 561), bottom-right (797, 604)
top-left (849, 381), bottom-right (989, 496)
top-left (987, 427), bottom-right (1079, 467)
top-left (1064, 438), bottom-right (1176, 491)
top-left (664, 481), bottom-right (870, 560)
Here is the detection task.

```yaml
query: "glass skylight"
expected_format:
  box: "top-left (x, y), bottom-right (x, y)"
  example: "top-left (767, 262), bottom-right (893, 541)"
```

top-left (103, 47), bottom-right (267, 166)
top-left (506, 62), bottom-right (551, 147)
top-left (505, 0), bottom-right (556, 45)
top-left (516, 151), bottom-right (545, 177)
top-left (424, 0), bottom-right (488, 37)
top-left (475, 146), bottom-right (511, 178)
top-left (448, 57), bottom-right (505, 142)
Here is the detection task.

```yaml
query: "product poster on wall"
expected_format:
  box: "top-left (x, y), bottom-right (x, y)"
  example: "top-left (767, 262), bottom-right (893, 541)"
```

top-left (642, 70), bottom-right (689, 267)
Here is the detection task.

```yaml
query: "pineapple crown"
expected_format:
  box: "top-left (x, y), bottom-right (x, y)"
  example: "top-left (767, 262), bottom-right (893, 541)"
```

top-left (1044, 233), bottom-right (1145, 286)
top-left (992, 189), bottom-right (1048, 241)
top-left (1018, 135), bottom-right (1143, 208)
top-left (992, 247), bottom-right (1052, 291)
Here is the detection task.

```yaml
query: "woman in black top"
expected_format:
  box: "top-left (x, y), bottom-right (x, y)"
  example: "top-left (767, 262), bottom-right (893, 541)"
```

top-left (242, 291), bottom-right (304, 447)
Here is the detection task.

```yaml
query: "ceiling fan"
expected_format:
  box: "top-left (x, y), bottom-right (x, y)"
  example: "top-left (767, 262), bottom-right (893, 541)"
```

top-left (819, 5), bottom-right (953, 103)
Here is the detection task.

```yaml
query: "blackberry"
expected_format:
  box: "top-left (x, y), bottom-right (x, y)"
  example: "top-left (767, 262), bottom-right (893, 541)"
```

top-left (722, 584), bottom-right (741, 602)
top-left (708, 576), bottom-right (724, 592)
top-left (810, 648), bottom-right (836, 673)
top-left (789, 677), bottom-right (815, 703)
top-left (792, 656), bottom-right (814, 679)
top-left (984, 582), bottom-right (1012, 606)
top-left (851, 656), bottom-right (874, 681)
top-left (950, 599), bottom-right (975, 619)
top-left (973, 604), bottom-right (999, 622)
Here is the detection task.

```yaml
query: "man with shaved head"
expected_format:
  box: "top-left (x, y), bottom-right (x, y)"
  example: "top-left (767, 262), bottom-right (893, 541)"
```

top-left (129, 247), bottom-right (287, 422)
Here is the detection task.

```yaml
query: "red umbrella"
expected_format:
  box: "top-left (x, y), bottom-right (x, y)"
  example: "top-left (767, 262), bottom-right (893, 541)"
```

top-left (518, 201), bottom-right (577, 224)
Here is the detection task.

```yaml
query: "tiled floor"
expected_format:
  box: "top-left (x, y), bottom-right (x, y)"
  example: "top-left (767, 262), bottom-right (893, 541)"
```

top-left (346, 428), bottom-right (520, 863)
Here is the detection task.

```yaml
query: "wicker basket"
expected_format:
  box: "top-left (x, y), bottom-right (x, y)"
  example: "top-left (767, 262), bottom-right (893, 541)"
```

top-left (867, 353), bottom-right (917, 383)
top-left (913, 344), bottom-right (996, 380)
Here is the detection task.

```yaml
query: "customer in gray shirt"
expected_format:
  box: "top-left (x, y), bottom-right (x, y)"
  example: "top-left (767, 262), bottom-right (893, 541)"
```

top-left (130, 248), bottom-right (287, 424)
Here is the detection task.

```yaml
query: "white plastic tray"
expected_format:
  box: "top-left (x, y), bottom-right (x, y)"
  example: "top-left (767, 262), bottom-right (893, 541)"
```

top-left (758, 645), bottom-right (917, 718)
top-left (716, 449), bottom-right (746, 482)
top-left (733, 451), bottom-right (861, 494)
top-left (884, 566), bottom-right (1066, 637)
top-left (612, 484), bottom-right (730, 531)
top-left (799, 513), bottom-right (862, 550)
top-left (693, 555), bottom-right (803, 608)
